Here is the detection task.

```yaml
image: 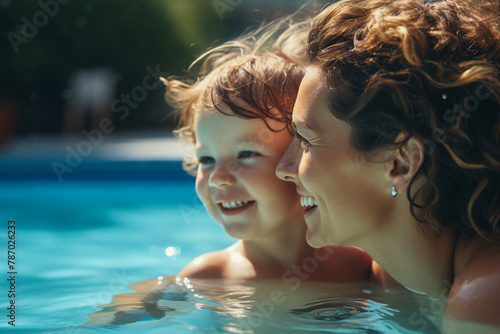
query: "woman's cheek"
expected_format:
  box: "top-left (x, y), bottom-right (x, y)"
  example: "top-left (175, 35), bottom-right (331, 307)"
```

top-left (297, 154), bottom-right (314, 186)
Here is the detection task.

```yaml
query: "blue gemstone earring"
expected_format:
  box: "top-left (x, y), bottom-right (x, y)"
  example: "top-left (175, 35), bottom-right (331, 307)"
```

top-left (391, 186), bottom-right (398, 197)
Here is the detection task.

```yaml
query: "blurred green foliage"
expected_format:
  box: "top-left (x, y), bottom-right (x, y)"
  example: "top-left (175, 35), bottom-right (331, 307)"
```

top-left (0, 0), bottom-right (317, 136)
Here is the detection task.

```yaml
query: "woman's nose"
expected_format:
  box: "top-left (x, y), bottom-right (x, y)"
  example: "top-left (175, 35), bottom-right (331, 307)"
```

top-left (276, 137), bottom-right (301, 183)
top-left (209, 162), bottom-right (237, 188)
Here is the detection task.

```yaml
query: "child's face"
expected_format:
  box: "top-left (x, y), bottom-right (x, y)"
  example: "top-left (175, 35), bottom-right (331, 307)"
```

top-left (194, 108), bottom-right (303, 240)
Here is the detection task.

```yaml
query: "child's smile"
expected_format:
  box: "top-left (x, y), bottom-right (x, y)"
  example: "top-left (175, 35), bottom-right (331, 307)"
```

top-left (217, 200), bottom-right (255, 216)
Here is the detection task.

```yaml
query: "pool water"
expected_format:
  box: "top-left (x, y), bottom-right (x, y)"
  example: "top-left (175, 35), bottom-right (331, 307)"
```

top-left (0, 172), bottom-right (442, 333)
top-left (85, 278), bottom-right (438, 334)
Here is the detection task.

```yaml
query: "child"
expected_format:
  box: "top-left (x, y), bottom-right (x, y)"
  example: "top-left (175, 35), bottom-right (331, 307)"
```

top-left (163, 18), bottom-right (373, 283)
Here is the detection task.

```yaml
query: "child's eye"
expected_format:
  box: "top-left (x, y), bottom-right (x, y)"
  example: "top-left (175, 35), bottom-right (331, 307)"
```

top-left (294, 131), bottom-right (311, 152)
top-left (198, 156), bottom-right (215, 165)
top-left (238, 151), bottom-right (261, 159)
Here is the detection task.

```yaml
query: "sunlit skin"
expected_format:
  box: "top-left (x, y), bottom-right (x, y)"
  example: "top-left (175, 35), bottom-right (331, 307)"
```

top-left (276, 66), bottom-right (500, 329)
top-left (177, 106), bottom-right (372, 282)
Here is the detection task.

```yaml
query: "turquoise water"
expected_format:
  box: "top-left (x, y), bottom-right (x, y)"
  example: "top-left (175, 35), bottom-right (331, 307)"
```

top-left (0, 177), bottom-right (233, 333)
top-left (0, 167), bottom-right (441, 333)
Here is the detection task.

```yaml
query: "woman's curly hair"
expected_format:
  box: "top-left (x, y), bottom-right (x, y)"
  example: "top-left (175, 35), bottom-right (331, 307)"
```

top-left (309, 0), bottom-right (500, 241)
top-left (163, 16), bottom-right (310, 174)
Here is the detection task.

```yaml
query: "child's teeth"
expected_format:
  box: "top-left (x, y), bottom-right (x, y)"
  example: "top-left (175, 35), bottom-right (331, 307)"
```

top-left (222, 201), bottom-right (249, 209)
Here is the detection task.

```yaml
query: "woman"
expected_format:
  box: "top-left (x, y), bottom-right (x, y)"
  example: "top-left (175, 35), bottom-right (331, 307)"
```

top-left (276, 0), bottom-right (500, 330)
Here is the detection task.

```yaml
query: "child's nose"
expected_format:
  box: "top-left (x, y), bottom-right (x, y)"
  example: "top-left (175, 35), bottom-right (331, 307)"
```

top-left (209, 162), bottom-right (237, 188)
top-left (276, 138), bottom-right (300, 183)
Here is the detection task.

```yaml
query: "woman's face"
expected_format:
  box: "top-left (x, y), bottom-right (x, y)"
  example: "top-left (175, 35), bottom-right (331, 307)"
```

top-left (276, 67), bottom-right (391, 248)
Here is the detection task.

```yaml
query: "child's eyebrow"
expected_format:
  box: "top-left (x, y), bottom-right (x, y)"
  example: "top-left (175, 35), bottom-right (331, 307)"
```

top-left (194, 136), bottom-right (265, 151)
top-left (241, 134), bottom-right (276, 146)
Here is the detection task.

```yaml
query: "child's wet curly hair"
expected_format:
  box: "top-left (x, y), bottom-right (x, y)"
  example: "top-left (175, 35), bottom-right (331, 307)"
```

top-left (163, 16), bottom-right (310, 174)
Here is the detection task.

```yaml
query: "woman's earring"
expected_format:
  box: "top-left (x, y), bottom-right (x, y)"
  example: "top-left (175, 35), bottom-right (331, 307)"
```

top-left (391, 186), bottom-right (398, 197)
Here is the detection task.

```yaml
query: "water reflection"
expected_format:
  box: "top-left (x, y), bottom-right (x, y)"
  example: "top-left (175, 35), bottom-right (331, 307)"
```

top-left (86, 277), bottom-right (441, 333)
top-left (289, 297), bottom-right (420, 333)
top-left (291, 298), bottom-right (382, 321)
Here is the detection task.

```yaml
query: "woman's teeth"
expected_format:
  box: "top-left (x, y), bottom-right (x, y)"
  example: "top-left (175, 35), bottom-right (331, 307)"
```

top-left (300, 196), bottom-right (318, 207)
top-left (221, 201), bottom-right (249, 209)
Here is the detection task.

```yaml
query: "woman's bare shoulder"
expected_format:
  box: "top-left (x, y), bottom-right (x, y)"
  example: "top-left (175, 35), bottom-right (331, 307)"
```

top-left (445, 241), bottom-right (500, 326)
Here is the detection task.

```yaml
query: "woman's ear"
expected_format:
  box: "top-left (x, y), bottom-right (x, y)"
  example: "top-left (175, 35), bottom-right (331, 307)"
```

top-left (388, 133), bottom-right (425, 195)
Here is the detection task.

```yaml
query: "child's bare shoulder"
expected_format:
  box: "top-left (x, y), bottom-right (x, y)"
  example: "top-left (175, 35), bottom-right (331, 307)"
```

top-left (177, 242), bottom-right (257, 280)
top-left (177, 249), bottom-right (231, 279)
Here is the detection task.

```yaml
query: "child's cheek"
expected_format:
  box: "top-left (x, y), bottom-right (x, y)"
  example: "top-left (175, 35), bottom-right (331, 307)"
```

top-left (195, 170), bottom-right (210, 205)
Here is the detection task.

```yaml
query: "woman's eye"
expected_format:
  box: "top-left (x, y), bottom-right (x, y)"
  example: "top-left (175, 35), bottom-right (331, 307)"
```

top-left (198, 156), bottom-right (215, 165)
top-left (238, 151), bottom-right (261, 159)
top-left (294, 131), bottom-right (311, 152)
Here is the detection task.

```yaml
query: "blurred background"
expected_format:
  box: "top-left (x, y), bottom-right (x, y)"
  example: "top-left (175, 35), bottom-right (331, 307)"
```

top-left (0, 0), bottom-right (328, 148)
